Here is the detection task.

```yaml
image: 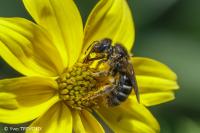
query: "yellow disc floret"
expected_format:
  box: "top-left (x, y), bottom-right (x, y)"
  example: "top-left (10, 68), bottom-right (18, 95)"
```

top-left (57, 63), bottom-right (109, 110)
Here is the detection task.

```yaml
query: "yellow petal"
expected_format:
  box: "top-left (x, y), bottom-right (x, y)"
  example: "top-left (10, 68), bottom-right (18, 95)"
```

top-left (72, 110), bottom-right (104, 133)
top-left (26, 102), bottom-right (72, 133)
top-left (82, 110), bottom-right (104, 133)
top-left (136, 76), bottom-right (179, 93)
top-left (72, 111), bottom-right (86, 133)
top-left (132, 57), bottom-right (179, 106)
top-left (0, 77), bottom-right (59, 123)
top-left (23, 0), bottom-right (83, 67)
top-left (97, 97), bottom-right (160, 133)
top-left (83, 0), bottom-right (135, 52)
top-left (0, 17), bottom-right (64, 77)
top-left (140, 92), bottom-right (175, 106)
top-left (132, 57), bottom-right (177, 80)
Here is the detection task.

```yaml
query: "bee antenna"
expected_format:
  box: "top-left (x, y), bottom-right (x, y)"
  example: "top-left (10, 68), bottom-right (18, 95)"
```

top-left (85, 41), bottom-right (99, 54)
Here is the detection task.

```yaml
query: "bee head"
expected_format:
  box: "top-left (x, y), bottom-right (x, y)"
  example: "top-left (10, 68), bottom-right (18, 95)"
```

top-left (92, 38), bottom-right (112, 53)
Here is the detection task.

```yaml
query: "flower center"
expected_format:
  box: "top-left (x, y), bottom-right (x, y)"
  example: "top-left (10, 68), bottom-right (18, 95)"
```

top-left (57, 63), bottom-right (110, 110)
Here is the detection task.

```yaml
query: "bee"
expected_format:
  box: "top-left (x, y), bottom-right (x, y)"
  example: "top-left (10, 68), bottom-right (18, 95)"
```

top-left (108, 74), bottom-right (133, 106)
top-left (84, 38), bottom-right (140, 106)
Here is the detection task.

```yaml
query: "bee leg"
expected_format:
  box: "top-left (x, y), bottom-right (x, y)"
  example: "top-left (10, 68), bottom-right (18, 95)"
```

top-left (95, 59), bottom-right (108, 69)
top-left (83, 54), bottom-right (106, 63)
top-left (102, 85), bottom-right (116, 94)
top-left (92, 71), bottom-right (109, 78)
top-left (90, 85), bottom-right (116, 100)
top-left (108, 97), bottom-right (120, 106)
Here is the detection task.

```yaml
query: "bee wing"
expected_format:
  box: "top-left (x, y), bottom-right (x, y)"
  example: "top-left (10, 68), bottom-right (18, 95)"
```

top-left (126, 62), bottom-right (140, 103)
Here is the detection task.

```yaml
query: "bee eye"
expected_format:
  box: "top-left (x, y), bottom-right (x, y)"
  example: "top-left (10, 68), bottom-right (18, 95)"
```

top-left (102, 38), bottom-right (112, 44)
top-left (99, 44), bottom-right (107, 52)
top-left (94, 43), bottom-right (110, 52)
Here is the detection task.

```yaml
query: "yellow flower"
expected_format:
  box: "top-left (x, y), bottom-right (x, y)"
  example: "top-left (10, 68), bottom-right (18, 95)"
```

top-left (0, 0), bottom-right (179, 133)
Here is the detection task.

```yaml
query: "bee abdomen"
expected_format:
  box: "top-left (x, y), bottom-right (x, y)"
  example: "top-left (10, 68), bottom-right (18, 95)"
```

top-left (108, 89), bottom-right (128, 106)
top-left (116, 92), bottom-right (128, 101)
top-left (120, 85), bottom-right (132, 95)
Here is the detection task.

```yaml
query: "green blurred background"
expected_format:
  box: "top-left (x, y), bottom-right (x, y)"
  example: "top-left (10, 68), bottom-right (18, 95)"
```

top-left (0, 0), bottom-right (200, 133)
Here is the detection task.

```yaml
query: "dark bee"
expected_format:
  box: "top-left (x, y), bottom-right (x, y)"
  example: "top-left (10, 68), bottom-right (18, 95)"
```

top-left (108, 74), bottom-right (133, 106)
top-left (84, 38), bottom-right (140, 106)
